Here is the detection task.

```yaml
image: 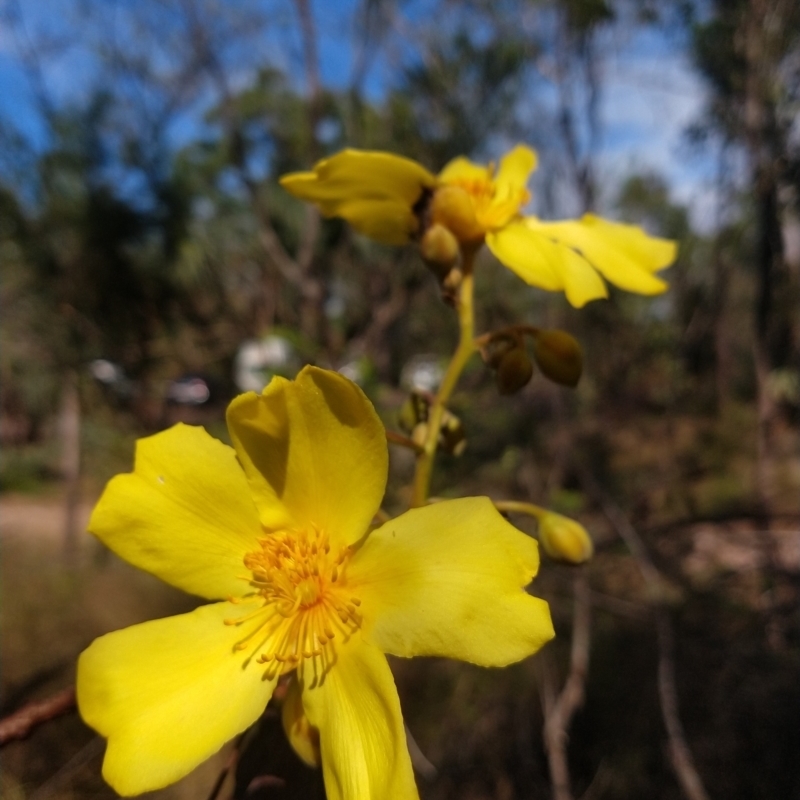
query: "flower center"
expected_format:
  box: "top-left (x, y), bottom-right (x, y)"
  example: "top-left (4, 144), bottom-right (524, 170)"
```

top-left (428, 171), bottom-right (530, 243)
top-left (226, 527), bottom-right (362, 677)
top-left (455, 175), bottom-right (529, 231)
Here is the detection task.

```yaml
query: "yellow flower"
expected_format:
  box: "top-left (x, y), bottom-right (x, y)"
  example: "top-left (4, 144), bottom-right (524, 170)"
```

top-left (77, 367), bottom-right (554, 799)
top-left (280, 147), bottom-right (677, 307)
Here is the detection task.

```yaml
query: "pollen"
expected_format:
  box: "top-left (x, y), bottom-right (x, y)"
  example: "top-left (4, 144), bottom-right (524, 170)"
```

top-left (226, 527), bottom-right (362, 677)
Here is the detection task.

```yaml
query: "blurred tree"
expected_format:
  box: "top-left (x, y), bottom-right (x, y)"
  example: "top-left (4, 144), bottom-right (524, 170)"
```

top-left (687, 0), bottom-right (800, 503)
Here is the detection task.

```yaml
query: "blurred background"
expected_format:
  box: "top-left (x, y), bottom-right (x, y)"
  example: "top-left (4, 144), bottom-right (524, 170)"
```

top-left (1, 0), bottom-right (799, 798)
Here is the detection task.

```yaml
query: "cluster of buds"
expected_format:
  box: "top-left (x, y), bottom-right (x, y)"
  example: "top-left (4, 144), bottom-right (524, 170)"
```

top-left (480, 327), bottom-right (584, 395)
top-left (398, 390), bottom-right (467, 456)
top-left (418, 221), bottom-right (466, 303)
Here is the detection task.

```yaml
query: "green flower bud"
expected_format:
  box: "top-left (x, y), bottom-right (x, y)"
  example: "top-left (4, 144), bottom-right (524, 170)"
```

top-left (538, 511), bottom-right (593, 564)
top-left (532, 329), bottom-right (583, 387)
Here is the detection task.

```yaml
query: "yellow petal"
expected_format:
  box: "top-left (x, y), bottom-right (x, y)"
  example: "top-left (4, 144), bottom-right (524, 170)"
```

top-left (280, 149), bottom-right (436, 209)
top-left (335, 198), bottom-right (419, 245)
top-left (529, 215), bottom-right (671, 295)
top-left (488, 220), bottom-right (609, 307)
top-left (486, 221), bottom-right (563, 291)
top-left (493, 144), bottom-right (538, 198)
top-left (437, 155), bottom-right (492, 185)
top-left (227, 366), bottom-right (387, 547)
top-left (582, 213), bottom-right (677, 273)
top-left (299, 636), bottom-right (418, 800)
top-left (88, 424), bottom-right (261, 600)
top-left (349, 497), bottom-right (554, 666)
top-left (487, 220), bottom-right (610, 307)
top-left (282, 677), bottom-right (320, 768)
top-left (77, 603), bottom-right (277, 796)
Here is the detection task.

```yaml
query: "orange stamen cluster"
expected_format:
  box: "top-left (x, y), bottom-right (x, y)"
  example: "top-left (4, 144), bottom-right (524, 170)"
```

top-left (226, 527), bottom-right (362, 677)
top-left (455, 173), bottom-right (529, 231)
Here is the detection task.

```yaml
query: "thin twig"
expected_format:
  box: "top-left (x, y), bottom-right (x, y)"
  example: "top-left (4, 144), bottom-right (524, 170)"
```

top-left (579, 469), bottom-right (711, 800)
top-left (405, 724), bottom-right (437, 781)
top-left (205, 719), bottom-right (263, 800)
top-left (204, 735), bottom-right (242, 800)
top-left (386, 429), bottom-right (424, 453)
top-left (542, 571), bottom-right (591, 800)
top-left (656, 613), bottom-right (711, 800)
top-left (0, 687), bottom-right (76, 746)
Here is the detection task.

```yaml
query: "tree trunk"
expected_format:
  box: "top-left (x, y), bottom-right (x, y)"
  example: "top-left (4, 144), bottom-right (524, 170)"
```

top-left (59, 369), bottom-right (81, 562)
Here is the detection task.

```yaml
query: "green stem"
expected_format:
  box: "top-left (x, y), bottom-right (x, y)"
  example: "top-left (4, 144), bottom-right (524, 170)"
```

top-left (492, 500), bottom-right (548, 520)
top-left (411, 257), bottom-right (476, 507)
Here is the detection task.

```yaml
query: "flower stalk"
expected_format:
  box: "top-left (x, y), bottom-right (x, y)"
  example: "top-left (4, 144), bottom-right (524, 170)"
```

top-left (411, 250), bottom-right (477, 507)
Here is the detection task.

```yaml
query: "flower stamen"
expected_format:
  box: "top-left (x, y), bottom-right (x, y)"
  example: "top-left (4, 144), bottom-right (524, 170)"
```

top-left (230, 527), bottom-right (362, 675)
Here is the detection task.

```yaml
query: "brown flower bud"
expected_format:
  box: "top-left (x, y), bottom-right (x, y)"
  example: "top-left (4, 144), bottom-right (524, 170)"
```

top-left (495, 347), bottom-right (534, 395)
top-left (532, 329), bottom-right (583, 387)
top-left (482, 335), bottom-right (517, 369)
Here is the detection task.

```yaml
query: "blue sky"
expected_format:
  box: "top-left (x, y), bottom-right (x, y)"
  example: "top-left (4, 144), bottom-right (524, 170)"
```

top-left (0, 0), bottom-right (721, 230)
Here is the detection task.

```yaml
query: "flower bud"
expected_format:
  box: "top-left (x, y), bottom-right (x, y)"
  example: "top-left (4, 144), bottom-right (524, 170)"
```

top-left (429, 185), bottom-right (484, 243)
top-left (439, 409), bottom-right (466, 456)
top-left (532, 329), bottom-right (583, 387)
top-left (482, 335), bottom-right (517, 369)
top-left (441, 266), bottom-right (463, 294)
top-left (411, 422), bottom-right (429, 447)
top-left (419, 223), bottom-right (460, 276)
top-left (398, 392), bottom-right (429, 435)
top-left (537, 511), bottom-right (593, 564)
top-left (495, 347), bottom-right (534, 395)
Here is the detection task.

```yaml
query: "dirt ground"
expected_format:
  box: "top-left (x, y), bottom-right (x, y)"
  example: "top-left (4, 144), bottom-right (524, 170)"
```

top-left (0, 493), bottom-right (235, 800)
top-left (2, 490), bottom-right (799, 800)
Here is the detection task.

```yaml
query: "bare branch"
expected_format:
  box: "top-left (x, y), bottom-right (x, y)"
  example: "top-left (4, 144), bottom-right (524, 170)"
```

top-left (542, 571), bottom-right (592, 800)
top-left (656, 614), bottom-right (712, 800)
top-left (0, 687), bottom-right (76, 746)
top-left (578, 469), bottom-right (711, 800)
top-left (182, 0), bottom-right (308, 289)
top-left (294, 0), bottom-right (322, 103)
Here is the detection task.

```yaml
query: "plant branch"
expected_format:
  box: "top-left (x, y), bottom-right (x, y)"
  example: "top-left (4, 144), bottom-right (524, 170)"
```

top-left (656, 613), bottom-right (712, 800)
top-left (386, 429), bottom-right (424, 454)
top-left (541, 571), bottom-right (591, 800)
top-left (578, 469), bottom-right (711, 800)
top-left (411, 256), bottom-right (477, 507)
top-left (493, 499), bottom-right (547, 521)
top-left (0, 687), bottom-right (76, 746)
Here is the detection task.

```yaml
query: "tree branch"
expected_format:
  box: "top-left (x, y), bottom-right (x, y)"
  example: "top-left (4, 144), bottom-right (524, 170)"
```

top-left (542, 570), bottom-right (591, 800)
top-left (0, 687), bottom-right (76, 746)
top-left (578, 469), bottom-right (711, 800)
